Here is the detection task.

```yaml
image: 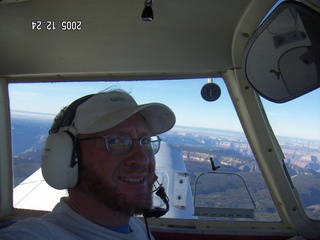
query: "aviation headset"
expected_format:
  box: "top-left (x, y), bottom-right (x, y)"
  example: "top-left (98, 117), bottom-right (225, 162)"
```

top-left (41, 93), bottom-right (170, 218)
top-left (41, 94), bottom-right (95, 190)
top-left (143, 177), bottom-right (169, 219)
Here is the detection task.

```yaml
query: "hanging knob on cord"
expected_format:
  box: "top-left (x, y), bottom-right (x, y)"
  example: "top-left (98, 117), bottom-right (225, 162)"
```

top-left (201, 78), bottom-right (221, 102)
top-left (141, 0), bottom-right (154, 21)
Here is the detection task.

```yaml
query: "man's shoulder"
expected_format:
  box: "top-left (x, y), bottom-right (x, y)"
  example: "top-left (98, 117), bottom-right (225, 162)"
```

top-left (0, 218), bottom-right (56, 239)
top-left (0, 215), bottom-right (83, 240)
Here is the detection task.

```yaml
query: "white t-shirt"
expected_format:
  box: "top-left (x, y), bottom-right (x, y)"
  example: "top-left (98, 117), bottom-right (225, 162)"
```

top-left (0, 198), bottom-right (154, 240)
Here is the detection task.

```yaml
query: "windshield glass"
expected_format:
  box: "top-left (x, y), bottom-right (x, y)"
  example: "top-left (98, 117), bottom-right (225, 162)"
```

top-left (9, 79), bottom-right (281, 221)
top-left (261, 88), bottom-right (320, 220)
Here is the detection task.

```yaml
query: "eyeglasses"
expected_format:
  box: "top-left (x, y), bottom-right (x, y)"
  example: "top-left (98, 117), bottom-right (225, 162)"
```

top-left (79, 133), bottom-right (161, 155)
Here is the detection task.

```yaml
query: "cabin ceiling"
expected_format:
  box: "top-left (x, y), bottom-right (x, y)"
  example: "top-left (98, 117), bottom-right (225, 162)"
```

top-left (0, 0), bottom-right (276, 82)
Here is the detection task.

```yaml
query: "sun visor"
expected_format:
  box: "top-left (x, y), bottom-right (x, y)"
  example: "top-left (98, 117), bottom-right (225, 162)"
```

top-left (243, 1), bottom-right (320, 103)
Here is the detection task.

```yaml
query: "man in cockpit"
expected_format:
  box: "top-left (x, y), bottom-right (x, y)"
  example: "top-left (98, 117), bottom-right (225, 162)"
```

top-left (0, 89), bottom-right (175, 240)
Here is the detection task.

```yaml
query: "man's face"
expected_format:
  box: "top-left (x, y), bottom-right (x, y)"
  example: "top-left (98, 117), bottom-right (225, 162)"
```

top-left (77, 113), bottom-right (155, 216)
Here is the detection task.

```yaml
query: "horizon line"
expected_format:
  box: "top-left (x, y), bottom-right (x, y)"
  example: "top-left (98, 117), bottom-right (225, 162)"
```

top-left (10, 109), bottom-right (320, 142)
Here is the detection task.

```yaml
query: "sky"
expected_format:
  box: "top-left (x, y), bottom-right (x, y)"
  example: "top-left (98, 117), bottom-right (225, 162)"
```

top-left (8, 78), bottom-right (320, 141)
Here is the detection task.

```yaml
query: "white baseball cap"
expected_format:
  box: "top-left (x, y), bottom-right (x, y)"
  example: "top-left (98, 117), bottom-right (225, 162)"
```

top-left (71, 91), bottom-right (176, 135)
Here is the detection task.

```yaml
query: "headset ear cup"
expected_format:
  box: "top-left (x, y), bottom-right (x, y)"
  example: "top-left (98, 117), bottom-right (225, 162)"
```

top-left (41, 131), bottom-right (78, 189)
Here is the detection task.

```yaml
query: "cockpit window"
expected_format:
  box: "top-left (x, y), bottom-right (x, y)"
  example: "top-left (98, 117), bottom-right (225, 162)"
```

top-left (9, 79), bottom-right (280, 221)
top-left (261, 87), bottom-right (320, 220)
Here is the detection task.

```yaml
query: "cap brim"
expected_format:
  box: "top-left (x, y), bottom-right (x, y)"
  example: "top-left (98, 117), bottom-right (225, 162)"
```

top-left (78, 103), bottom-right (176, 135)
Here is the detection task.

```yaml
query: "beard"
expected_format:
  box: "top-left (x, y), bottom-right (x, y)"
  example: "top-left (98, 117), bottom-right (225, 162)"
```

top-left (76, 163), bottom-right (153, 216)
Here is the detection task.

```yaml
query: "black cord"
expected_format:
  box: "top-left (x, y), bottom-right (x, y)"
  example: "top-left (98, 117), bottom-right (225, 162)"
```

top-left (144, 216), bottom-right (152, 240)
top-left (143, 178), bottom-right (170, 239)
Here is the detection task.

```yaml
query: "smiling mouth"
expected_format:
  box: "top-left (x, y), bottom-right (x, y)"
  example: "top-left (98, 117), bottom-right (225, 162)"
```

top-left (119, 177), bottom-right (145, 183)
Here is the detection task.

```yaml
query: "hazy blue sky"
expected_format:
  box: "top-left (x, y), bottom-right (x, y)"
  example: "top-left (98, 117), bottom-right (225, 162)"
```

top-left (8, 78), bottom-right (320, 140)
